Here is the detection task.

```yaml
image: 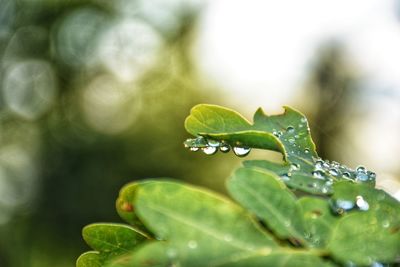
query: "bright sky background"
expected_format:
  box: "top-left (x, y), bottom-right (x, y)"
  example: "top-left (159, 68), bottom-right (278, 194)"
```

top-left (194, 0), bottom-right (400, 197)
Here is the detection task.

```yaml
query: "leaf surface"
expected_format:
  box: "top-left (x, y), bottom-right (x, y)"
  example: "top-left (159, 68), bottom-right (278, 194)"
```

top-left (227, 167), bottom-right (308, 244)
top-left (298, 197), bottom-right (339, 248)
top-left (134, 180), bottom-right (278, 266)
top-left (76, 251), bottom-right (102, 267)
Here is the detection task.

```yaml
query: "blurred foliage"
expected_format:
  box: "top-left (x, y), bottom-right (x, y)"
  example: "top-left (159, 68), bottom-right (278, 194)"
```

top-left (0, 0), bottom-right (236, 266)
top-left (303, 43), bottom-right (360, 161)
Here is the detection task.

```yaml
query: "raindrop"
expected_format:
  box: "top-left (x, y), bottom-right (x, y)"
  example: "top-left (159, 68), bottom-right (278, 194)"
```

top-left (368, 171), bottom-right (376, 180)
top-left (312, 170), bottom-right (325, 180)
top-left (356, 165), bottom-right (366, 173)
top-left (202, 146), bottom-right (217, 155)
top-left (286, 126), bottom-right (295, 133)
top-left (281, 174), bottom-right (291, 182)
top-left (298, 124), bottom-right (304, 128)
top-left (314, 159), bottom-right (324, 170)
top-left (300, 117), bottom-right (307, 123)
top-left (371, 262), bottom-right (384, 267)
top-left (342, 172), bottom-right (351, 179)
top-left (321, 186), bottom-right (329, 194)
top-left (290, 163), bottom-right (300, 171)
top-left (189, 147), bottom-right (199, 152)
top-left (232, 147), bottom-right (251, 157)
top-left (188, 240), bottom-right (198, 249)
top-left (288, 138), bottom-right (295, 144)
top-left (294, 134), bottom-right (299, 139)
top-left (329, 168), bottom-right (339, 176)
top-left (335, 199), bottom-right (355, 211)
top-left (356, 172), bottom-right (369, 182)
top-left (355, 196), bottom-right (369, 211)
top-left (304, 148), bottom-right (310, 154)
top-left (207, 139), bottom-right (220, 147)
top-left (219, 145), bottom-right (230, 153)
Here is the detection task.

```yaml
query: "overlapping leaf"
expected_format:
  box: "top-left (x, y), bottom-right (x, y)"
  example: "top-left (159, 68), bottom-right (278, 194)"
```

top-left (77, 223), bottom-right (148, 267)
top-left (227, 167), bottom-right (309, 244)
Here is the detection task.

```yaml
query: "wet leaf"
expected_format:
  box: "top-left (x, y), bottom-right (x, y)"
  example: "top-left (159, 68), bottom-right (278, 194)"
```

top-left (134, 180), bottom-right (278, 265)
top-left (227, 167), bottom-right (309, 244)
top-left (298, 197), bottom-right (339, 248)
top-left (185, 104), bottom-right (317, 167)
top-left (243, 160), bottom-right (333, 195)
top-left (328, 211), bottom-right (400, 265)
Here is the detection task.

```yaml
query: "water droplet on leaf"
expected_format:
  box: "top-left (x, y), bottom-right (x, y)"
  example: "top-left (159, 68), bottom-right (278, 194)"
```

top-left (355, 195), bottom-right (369, 211)
top-left (189, 147), bottom-right (199, 152)
top-left (232, 147), bottom-right (251, 157)
top-left (202, 146), bottom-right (217, 155)
top-left (286, 126), bottom-right (295, 133)
top-left (207, 139), bottom-right (220, 147)
top-left (219, 145), bottom-right (230, 153)
top-left (312, 170), bottom-right (325, 180)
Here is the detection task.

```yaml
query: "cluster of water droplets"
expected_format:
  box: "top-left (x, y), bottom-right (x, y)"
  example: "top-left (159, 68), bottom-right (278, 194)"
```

top-left (311, 158), bottom-right (376, 185)
top-left (184, 136), bottom-right (251, 157)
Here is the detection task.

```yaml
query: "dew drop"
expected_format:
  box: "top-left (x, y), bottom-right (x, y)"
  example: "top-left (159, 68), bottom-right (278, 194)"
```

top-left (281, 174), bottom-right (291, 182)
top-left (321, 186), bottom-right (329, 194)
top-left (304, 148), bottom-right (310, 154)
top-left (356, 172), bottom-right (369, 182)
top-left (219, 145), bottom-right (230, 153)
top-left (201, 146), bottom-right (217, 155)
top-left (356, 165), bottom-right (366, 173)
top-left (232, 147), bottom-right (251, 157)
top-left (301, 117), bottom-right (307, 123)
top-left (188, 240), bottom-right (198, 249)
top-left (189, 147), bottom-right (199, 152)
top-left (288, 138), bottom-right (295, 144)
top-left (342, 172), bottom-right (351, 179)
top-left (312, 170), bottom-right (325, 180)
top-left (207, 139), bottom-right (220, 147)
top-left (286, 126), bottom-right (295, 133)
top-left (314, 159), bottom-right (324, 170)
top-left (329, 168), bottom-right (339, 176)
top-left (290, 163), bottom-right (300, 171)
top-left (356, 196), bottom-right (369, 211)
top-left (335, 199), bottom-right (355, 211)
top-left (294, 134), bottom-right (299, 139)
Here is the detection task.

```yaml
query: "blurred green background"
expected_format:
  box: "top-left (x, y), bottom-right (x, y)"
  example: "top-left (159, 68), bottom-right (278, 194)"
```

top-left (0, 0), bottom-right (399, 266)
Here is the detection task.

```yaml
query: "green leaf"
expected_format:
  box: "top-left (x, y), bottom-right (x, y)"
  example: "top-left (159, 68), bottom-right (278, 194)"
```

top-left (328, 210), bottom-right (400, 265)
top-left (82, 223), bottom-right (148, 258)
top-left (298, 197), bottom-right (339, 248)
top-left (134, 180), bottom-right (278, 265)
top-left (106, 242), bottom-right (171, 267)
top-left (184, 104), bottom-right (317, 166)
top-left (213, 250), bottom-right (336, 267)
top-left (243, 160), bottom-right (333, 195)
top-left (330, 181), bottom-right (400, 216)
top-left (227, 167), bottom-right (308, 244)
top-left (115, 182), bottom-right (150, 233)
top-left (76, 251), bottom-right (102, 267)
